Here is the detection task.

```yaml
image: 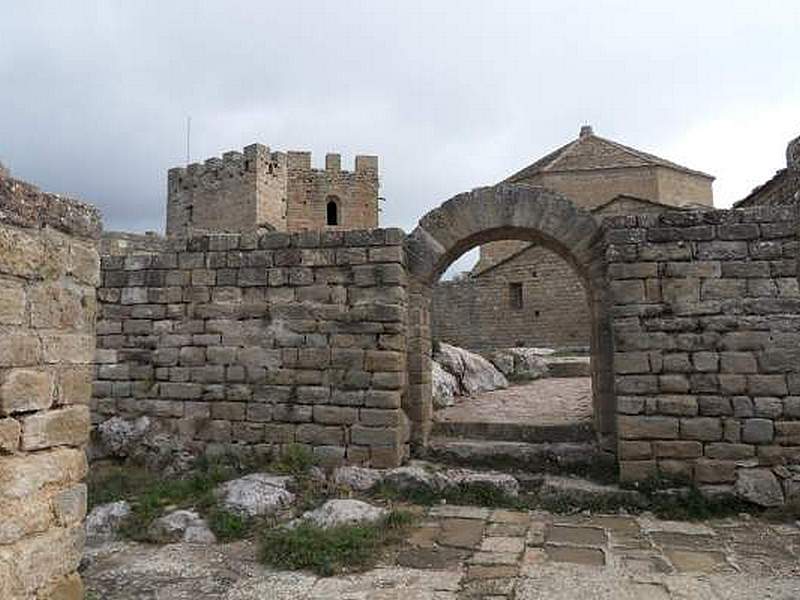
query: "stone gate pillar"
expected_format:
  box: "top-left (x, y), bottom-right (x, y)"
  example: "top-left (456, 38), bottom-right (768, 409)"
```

top-left (0, 175), bottom-right (101, 599)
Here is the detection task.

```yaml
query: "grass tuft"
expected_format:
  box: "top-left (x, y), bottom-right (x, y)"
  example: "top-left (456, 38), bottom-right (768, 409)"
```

top-left (259, 510), bottom-right (414, 576)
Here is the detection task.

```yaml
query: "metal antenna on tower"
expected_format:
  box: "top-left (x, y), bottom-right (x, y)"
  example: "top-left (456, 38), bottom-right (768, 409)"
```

top-left (186, 116), bottom-right (192, 164)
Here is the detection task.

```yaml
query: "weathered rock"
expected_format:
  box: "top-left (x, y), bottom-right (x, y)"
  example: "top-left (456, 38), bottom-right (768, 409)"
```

top-left (434, 343), bottom-right (508, 396)
top-left (95, 416), bottom-right (144, 457)
top-left (443, 468), bottom-right (520, 497)
top-left (735, 468), bottom-right (784, 507)
top-left (94, 415), bottom-right (199, 475)
top-left (537, 475), bottom-right (646, 508)
top-left (147, 509), bottom-right (216, 544)
top-left (85, 501), bottom-right (131, 543)
top-left (432, 361), bottom-right (459, 409)
top-left (215, 473), bottom-right (295, 517)
top-left (488, 348), bottom-right (550, 381)
top-left (384, 464), bottom-right (447, 494)
top-left (332, 466), bottom-right (384, 492)
top-left (293, 499), bottom-right (387, 529)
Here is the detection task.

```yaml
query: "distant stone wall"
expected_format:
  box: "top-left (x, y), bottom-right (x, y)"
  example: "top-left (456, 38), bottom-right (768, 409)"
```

top-left (607, 207), bottom-right (800, 499)
top-left (0, 175), bottom-right (100, 599)
top-left (432, 245), bottom-right (590, 350)
top-left (100, 230), bottom-right (166, 256)
top-left (94, 228), bottom-right (409, 468)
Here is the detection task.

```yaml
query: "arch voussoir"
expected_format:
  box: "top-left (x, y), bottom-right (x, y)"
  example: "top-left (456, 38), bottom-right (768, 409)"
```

top-left (404, 183), bottom-right (616, 454)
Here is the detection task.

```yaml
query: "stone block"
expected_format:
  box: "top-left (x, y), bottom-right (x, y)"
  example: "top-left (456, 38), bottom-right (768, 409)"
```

top-left (610, 280), bottom-right (646, 304)
top-left (692, 352), bottom-right (719, 373)
top-left (653, 440), bottom-right (702, 459)
top-left (0, 368), bottom-right (54, 415)
top-left (742, 418), bottom-right (774, 444)
top-left (697, 396), bottom-right (732, 416)
top-left (20, 405), bottom-right (90, 450)
top-left (0, 283), bottom-right (26, 325)
top-left (0, 448), bottom-right (86, 500)
top-left (350, 425), bottom-right (402, 447)
top-left (618, 441), bottom-right (652, 460)
top-left (41, 334), bottom-right (94, 365)
top-left (775, 422), bottom-right (800, 445)
top-left (694, 459), bottom-right (737, 483)
top-left (0, 417), bottom-right (20, 452)
top-left (619, 460), bottom-right (657, 483)
top-left (753, 397), bottom-right (783, 419)
top-left (656, 395), bottom-right (698, 416)
top-left (705, 443), bottom-right (754, 460)
top-left (313, 406), bottom-right (358, 425)
top-left (615, 375), bottom-right (658, 394)
top-left (679, 417), bottom-right (722, 441)
top-left (0, 334), bottom-right (42, 367)
top-left (618, 416), bottom-right (679, 440)
top-left (720, 352), bottom-right (757, 374)
top-left (747, 375), bottom-right (788, 396)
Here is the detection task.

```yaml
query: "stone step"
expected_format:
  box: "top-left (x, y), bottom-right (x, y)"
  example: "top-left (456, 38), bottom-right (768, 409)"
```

top-left (431, 419), bottom-right (595, 444)
top-left (421, 437), bottom-right (616, 478)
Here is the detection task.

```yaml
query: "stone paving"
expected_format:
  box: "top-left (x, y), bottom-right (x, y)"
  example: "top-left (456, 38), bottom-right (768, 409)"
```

top-left (83, 505), bottom-right (800, 599)
top-left (435, 378), bottom-right (593, 429)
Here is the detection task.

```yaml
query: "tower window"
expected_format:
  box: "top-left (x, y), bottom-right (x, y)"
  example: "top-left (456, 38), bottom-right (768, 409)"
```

top-left (509, 282), bottom-right (523, 309)
top-left (326, 196), bottom-right (340, 226)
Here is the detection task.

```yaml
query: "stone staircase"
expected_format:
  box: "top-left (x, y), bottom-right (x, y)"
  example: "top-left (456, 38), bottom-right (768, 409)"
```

top-left (425, 413), bottom-right (614, 479)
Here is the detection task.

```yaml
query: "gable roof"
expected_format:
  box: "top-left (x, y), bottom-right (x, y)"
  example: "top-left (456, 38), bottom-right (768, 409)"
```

top-left (505, 127), bottom-right (715, 183)
top-left (591, 194), bottom-right (690, 214)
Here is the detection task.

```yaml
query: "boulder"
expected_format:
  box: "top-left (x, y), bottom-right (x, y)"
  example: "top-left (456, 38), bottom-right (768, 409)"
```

top-left (432, 361), bottom-right (459, 409)
top-left (332, 466), bottom-right (384, 492)
top-left (147, 509), bottom-right (216, 544)
top-left (85, 500), bottom-right (131, 543)
top-left (488, 348), bottom-right (550, 381)
top-left (434, 343), bottom-right (508, 396)
top-left (384, 464), bottom-right (447, 494)
top-left (215, 473), bottom-right (295, 517)
top-left (293, 499), bottom-right (387, 529)
top-left (443, 468), bottom-right (520, 497)
top-left (735, 468), bottom-right (784, 507)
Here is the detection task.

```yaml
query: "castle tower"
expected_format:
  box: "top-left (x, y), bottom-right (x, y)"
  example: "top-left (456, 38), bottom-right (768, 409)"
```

top-left (166, 144), bottom-right (379, 237)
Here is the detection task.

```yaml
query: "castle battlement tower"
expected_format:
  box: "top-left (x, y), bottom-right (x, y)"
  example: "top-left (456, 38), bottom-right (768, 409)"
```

top-left (166, 143), bottom-right (379, 237)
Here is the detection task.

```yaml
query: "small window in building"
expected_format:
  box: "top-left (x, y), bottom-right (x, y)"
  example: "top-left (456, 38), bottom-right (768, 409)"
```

top-left (326, 197), bottom-right (340, 226)
top-left (509, 282), bottom-right (523, 309)
top-left (534, 310), bottom-right (541, 317)
top-left (531, 269), bottom-right (538, 278)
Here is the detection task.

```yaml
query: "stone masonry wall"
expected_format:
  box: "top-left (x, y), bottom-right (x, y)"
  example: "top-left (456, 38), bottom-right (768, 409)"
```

top-left (432, 244), bottom-right (590, 351)
top-left (606, 206), bottom-right (800, 500)
top-left (0, 173), bottom-right (101, 599)
top-left (93, 228), bottom-right (409, 469)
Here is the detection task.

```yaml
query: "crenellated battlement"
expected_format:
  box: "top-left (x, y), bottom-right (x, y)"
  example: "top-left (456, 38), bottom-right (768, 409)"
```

top-left (168, 144), bottom-right (287, 193)
top-left (166, 142), bottom-right (380, 238)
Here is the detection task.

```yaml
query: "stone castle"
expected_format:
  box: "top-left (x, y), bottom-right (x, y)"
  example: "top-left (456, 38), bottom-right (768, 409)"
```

top-left (166, 145), bottom-right (379, 237)
top-left (1, 131), bottom-right (799, 599)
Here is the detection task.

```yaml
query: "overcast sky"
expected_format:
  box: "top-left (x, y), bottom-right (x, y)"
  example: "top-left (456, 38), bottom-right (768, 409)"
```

top-left (1, 1), bottom-right (798, 271)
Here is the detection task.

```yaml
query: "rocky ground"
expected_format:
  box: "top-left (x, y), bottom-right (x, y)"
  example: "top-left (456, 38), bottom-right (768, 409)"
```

top-left (82, 505), bottom-right (800, 599)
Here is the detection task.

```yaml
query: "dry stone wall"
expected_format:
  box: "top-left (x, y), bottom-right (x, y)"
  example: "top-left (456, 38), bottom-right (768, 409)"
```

top-left (0, 174), bottom-right (100, 600)
top-left (606, 206), bottom-right (800, 499)
top-left (94, 228), bottom-right (409, 469)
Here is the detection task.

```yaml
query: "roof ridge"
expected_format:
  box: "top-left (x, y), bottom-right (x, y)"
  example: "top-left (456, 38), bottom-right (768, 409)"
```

top-left (504, 130), bottom-right (714, 182)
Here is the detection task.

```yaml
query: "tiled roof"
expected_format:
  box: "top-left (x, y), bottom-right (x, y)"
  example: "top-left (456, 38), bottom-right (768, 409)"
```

top-left (505, 128), bottom-right (714, 182)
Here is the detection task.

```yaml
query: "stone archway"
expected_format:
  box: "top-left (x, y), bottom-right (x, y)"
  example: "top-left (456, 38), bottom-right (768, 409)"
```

top-left (403, 183), bottom-right (616, 454)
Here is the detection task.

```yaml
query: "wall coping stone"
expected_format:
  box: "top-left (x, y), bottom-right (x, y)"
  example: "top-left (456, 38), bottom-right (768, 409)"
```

top-left (0, 175), bottom-right (102, 239)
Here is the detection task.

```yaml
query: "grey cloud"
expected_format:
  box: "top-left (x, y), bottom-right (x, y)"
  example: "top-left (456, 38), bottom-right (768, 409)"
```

top-left (1, 1), bottom-right (798, 237)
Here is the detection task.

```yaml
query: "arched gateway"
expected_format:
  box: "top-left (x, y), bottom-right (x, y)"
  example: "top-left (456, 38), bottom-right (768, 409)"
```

top-left (403, 184), bottom-right (617, 452)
